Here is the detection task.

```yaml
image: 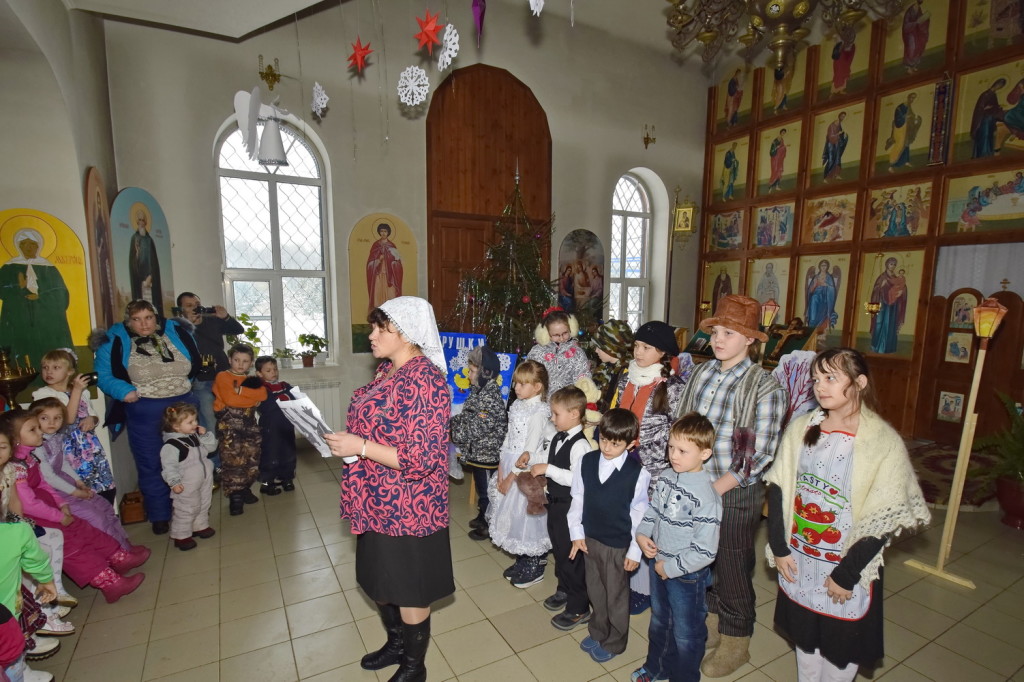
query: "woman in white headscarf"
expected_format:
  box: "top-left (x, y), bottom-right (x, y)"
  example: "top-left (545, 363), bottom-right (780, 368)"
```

top-left (326, 296), bottom-right (452, 682)
top-left (0, 229), bottom-right (74, 368)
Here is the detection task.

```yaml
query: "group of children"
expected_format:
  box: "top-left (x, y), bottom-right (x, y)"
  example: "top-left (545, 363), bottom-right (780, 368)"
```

top-left (167, 345), bottom-right (298, 549)
top-left (454, 298), bottom-right (929, 682)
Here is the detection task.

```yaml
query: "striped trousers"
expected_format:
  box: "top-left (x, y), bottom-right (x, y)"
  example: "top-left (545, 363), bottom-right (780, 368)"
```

top-left (707, 481), bottom-right (764, 637)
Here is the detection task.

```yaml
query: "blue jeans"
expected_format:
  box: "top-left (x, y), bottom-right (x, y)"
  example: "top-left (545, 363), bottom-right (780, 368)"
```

top-left (192, 379), bottom-right (220, 468)
top-left (644, 563), bottom-right (711, 682)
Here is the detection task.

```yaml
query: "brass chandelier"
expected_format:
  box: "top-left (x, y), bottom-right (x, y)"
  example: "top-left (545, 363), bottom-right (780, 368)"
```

top-left (666, 0), bottom-right (908, 68)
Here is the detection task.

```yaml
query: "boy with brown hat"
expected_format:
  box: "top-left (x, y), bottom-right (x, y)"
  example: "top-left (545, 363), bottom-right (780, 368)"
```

top-left (674, 294), bottom-right (787, 677)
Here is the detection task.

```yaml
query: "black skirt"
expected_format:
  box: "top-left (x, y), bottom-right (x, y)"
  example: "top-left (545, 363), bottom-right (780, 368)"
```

top-left (773, 568), bottom-right (885, 669)
top-left (356, 527), bottom-right (455, 608)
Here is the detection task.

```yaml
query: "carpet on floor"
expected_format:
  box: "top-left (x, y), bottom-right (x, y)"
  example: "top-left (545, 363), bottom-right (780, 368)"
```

top-left (906, 440), bottom-right (997, 508)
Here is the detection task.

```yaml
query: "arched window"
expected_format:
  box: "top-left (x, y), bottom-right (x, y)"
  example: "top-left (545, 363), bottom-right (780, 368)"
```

top-left (608, 174), bottom-right (651, 329)
top-left (216, 122), bottom-right (329, 357)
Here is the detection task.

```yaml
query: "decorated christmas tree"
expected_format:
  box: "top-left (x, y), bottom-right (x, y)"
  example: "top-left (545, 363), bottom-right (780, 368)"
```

top-left (442, 176), bottom-right (556, 354)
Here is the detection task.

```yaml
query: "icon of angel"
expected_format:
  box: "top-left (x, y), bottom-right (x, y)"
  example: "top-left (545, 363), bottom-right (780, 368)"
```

top-left (804, 259), bottom-right (841, 330)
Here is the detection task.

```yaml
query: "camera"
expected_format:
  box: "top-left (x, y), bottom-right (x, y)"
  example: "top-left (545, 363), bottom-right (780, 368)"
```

top-left (81, 372), bottom-right (99, 386)
top-left (172, 305), bottom-right (216, 316)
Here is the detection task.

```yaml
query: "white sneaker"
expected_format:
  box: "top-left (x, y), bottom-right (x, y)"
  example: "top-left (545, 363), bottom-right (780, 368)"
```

top-left (25, 636), bottom-right (60, 661)
top-left (56, 605), bottom-right (72, 618)
top-left (25, 668), bottom-right (55, 682)
top-left (56, 592), bottom-right (78, 607)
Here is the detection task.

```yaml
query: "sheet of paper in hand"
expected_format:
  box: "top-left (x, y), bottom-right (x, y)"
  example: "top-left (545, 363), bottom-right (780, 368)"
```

top-left (278, 387), bottom-right (357, 463)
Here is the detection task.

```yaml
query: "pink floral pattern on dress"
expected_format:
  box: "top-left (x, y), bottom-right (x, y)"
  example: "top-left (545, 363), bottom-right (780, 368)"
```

top-left (340, 355), bottom-right (451, 537)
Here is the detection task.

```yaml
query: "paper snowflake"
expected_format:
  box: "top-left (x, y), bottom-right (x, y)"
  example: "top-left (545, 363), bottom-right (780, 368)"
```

top-left (529, 0), bottom-right (544, 16)
top-left (311, 82), bottom-right (329, 119)
top-left (438, 24), bottom-right (460, 71)
top-left (397, 65), bottom-right (430, 106)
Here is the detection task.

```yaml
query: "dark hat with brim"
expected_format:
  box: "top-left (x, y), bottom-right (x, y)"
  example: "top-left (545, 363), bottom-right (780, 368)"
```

top-left (698, 294), bottom-right (768, 342)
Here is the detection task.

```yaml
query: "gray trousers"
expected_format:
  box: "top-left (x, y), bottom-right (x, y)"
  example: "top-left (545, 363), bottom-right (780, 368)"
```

top-left (170, 450), bottom-right (214, 540)
top-left (584, 537), bottom-right (631, 654)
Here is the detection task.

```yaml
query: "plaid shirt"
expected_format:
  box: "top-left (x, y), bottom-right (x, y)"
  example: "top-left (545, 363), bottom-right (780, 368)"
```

top-left (681, 357), bottom-right (787, 486)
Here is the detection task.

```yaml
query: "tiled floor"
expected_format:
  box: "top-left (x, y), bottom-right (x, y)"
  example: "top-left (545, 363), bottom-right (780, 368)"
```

top-left (35, 447), bottom-right (1024, 681)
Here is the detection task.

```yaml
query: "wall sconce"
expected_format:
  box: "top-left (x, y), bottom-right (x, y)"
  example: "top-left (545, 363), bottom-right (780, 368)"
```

top-left (259, 55), bottom-right (282, 91)
top-left (699, 300), bottom-right (712, 317)
top-left (642, 124), bottom-right (656, 149)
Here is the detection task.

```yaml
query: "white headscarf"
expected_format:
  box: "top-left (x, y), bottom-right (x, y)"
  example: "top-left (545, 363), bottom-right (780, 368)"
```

top-left (9, 229), bottom-right (47, 294)
top-left (378, 296), bottom-right (447, 375)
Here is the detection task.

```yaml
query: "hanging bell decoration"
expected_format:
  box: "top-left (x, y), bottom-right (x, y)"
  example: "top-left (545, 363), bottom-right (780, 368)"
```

top-left (258, 112), bottom-right (288, 167)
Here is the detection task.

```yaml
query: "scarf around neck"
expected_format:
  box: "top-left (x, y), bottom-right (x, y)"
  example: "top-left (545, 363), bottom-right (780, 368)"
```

top-left (626, 359), bottom-right (664, 387)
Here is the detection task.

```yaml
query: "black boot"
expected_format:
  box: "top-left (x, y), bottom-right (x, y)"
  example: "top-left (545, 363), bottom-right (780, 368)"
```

top-left (388, 617), bottom-right (430, 682)
top-left (229, 493), bottom-right (244, 516)
top-left (468, 512), bottom-right (486, 530)
top-left (361, 604), bottom-right (404, 670)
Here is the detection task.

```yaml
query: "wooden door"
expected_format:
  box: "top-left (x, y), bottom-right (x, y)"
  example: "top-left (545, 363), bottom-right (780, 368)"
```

top-left (426, 64), bottom-right (552, 327)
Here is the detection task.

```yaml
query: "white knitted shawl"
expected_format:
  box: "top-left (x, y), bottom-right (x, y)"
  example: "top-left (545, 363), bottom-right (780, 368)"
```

top-left (764, 407), bottom-right (931, 588)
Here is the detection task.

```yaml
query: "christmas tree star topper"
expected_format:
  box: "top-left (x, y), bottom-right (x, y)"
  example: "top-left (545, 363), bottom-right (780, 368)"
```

top-left (347, 36), bottom-right (373, 73)
top-left (415, 10), bottom-right (445, 55)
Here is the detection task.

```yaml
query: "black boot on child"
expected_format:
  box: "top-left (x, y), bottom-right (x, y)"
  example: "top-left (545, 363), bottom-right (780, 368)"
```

top-left (361, 603), bottom-right (404, 670)
top-left (229, 493), bottom-right (244, 516)
top-left (388, 617), bottom-right (430, 682)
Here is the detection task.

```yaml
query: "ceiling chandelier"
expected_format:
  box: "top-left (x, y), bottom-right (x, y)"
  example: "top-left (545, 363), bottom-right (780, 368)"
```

top-left (666, 0), bottom-right (907, 68)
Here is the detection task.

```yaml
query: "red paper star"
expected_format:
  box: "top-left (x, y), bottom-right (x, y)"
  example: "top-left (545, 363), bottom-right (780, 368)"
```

top-left (414, 10), bottom-right (444, 55)
top-left (347, 36), bottom-right (373, 73)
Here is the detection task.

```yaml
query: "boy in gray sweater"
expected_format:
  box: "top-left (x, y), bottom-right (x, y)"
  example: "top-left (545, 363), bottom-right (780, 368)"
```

top-left (632, 413), bottom-right (722, 682)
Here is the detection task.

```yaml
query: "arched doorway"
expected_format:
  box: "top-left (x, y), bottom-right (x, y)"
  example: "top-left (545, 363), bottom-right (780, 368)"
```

top-left (426, 63), bottom-right (552, 325)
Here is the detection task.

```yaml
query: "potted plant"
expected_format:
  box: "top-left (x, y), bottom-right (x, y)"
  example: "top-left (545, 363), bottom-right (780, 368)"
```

top-left (297, 333), bottom-right (328, 368)
top-left (973, 392), bottom-right (1024, 529)
top-left (273, 347), bottom-right (298, 370)
top-left (226, 313), bottom-right (264, 350)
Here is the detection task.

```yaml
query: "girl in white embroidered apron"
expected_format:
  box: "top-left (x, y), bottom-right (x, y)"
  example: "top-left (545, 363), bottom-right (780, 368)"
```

top-left (781, 434), bottom-right (870, 620)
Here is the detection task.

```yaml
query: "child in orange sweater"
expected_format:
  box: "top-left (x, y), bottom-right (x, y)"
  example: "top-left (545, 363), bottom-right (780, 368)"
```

top-left (212, 344), bottom-right (267, 515)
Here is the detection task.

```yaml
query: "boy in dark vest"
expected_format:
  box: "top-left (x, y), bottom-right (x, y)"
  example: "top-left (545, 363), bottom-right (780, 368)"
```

top-left (529, 386), bottom-right (592, 630)
top-left (567, 408), bottom-right (649, 664)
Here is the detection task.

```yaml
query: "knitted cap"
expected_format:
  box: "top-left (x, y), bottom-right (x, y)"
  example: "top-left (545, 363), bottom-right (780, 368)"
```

top-left (634, 321), bottom-right (679, 356)
top-left (593, 320), bottom-right (634, 361)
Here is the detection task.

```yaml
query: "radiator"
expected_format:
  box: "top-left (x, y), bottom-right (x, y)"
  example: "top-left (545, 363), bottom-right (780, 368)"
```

top-left (295, 380), bottom-right (346, 433)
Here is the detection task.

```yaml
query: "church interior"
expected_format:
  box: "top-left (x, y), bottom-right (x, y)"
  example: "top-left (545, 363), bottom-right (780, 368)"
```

top-left (1, 0), bottom-right (1023, 680)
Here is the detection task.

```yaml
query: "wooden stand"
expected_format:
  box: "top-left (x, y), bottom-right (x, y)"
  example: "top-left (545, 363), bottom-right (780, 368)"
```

top-left (904, 339), bottom-right (991, 590)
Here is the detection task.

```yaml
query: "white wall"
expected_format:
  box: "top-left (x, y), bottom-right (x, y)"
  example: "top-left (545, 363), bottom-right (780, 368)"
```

top-left (102, 0), bottom-right (709, 404)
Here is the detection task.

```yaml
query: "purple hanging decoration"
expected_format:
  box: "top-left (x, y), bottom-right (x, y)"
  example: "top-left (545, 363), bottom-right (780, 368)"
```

top-left (473, 0), bottom-right (486, 48)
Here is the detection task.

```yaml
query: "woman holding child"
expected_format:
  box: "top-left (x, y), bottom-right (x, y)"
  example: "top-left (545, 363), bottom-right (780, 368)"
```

top-left (326, 296), bottom-right (452, 682)
top-left (93, 300), bottom-right (200, 535)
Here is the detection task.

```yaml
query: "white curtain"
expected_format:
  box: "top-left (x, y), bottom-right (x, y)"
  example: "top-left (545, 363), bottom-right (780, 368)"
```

top-left (933, 243), bottom-right (1024, 297)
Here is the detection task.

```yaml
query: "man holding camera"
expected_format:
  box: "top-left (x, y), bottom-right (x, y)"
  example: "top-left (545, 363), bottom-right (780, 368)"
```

top-left (176, 292), bottom-right (244, 480)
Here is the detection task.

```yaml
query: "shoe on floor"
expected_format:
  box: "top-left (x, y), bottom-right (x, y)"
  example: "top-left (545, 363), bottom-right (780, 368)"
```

top-left (174, 537), bottom-right (198, 551)
top-left (54, 605), bottom-right (72, 618)
top-left (280, 479), bottom-right (295, 491)
top-left (551, 609), bottom-right (591, 631)
top-left (260, 482), bottom-right (282, 496)
top-left (589, 643), bottom-right (617, 663)
top-left (503, 558), bottom-right (524, 581)
top-left (629, 589), bottom-right (651, 615)
top-left (543, 590), bottom-right (568, 611)
top-left (36, 612), bottom-right (74, 637)
top-left (229, 493), bottom-right (244, 516)
top-left (701, 634), bottom-right (751, 678)
top-left (631, 666), bottom-right (654, 682)
top-left (241, 488), bottom-right (259, 504)
top-left (467, 525), bottom-right (489, 541)
top-left (24, 668), bottom-right (54, 682)
top-left (25, 636), bottom-right (60, 662)
top-left (151, 520), bottom-right (170, 535)
top-left (511, 557), bottom-right (545, 588)
top-left (192, 527), bottom-right (216, 539)
top-left (55, 593), bottom-right (78, 608)
top-left (468, 513), bottom-right (486, 530)
top-left (579, 636), bottom-right (600, 652)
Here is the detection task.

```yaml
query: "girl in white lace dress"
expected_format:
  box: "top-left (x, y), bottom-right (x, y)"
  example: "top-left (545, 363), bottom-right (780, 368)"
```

top-left (486, 360), bottom-right (552, 582)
